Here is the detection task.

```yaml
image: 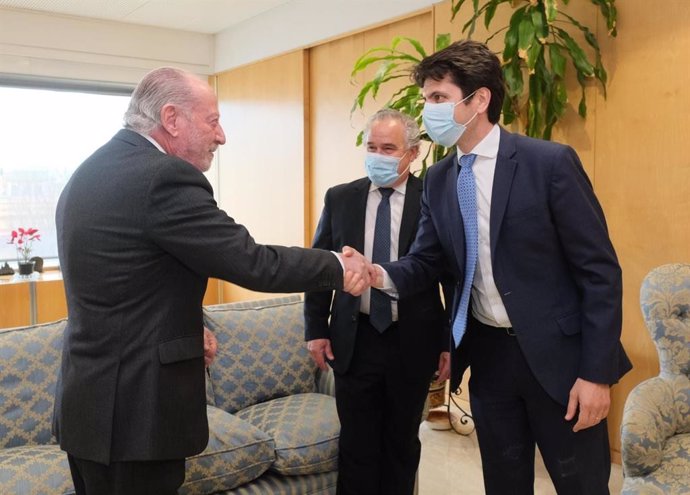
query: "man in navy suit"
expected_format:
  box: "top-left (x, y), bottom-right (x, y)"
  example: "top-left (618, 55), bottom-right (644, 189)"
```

top-left (305, 109), bottom-right (450, 495)
top-left (373, 40), bottom-right (632, 494)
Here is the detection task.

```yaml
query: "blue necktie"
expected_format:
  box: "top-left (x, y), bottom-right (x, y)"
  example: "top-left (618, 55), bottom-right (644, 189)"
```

top-left (369, 187), bottom-right (394, 332)
top-left (453, 154), bottom-right (478, 347)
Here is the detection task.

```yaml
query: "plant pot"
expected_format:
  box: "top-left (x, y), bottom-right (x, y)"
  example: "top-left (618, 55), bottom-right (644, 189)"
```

top-left (17, 260), bottom-right (35, 276)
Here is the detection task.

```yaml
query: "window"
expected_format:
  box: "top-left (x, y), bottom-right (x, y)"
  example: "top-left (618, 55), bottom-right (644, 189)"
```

top-left (0, 83), bottom-right (131, 265)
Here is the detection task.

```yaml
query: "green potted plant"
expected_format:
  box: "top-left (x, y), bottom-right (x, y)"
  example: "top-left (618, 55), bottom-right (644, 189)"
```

top-left (351, 0), bottom-right (617, 174)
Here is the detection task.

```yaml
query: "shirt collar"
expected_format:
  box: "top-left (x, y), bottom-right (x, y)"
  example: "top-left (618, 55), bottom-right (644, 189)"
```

top-left (456, 124), bottom-right (500, 162)
top-left (138, 132), bottom-right (166, 153)
top-left (368, 177), bottom-right (408, 195)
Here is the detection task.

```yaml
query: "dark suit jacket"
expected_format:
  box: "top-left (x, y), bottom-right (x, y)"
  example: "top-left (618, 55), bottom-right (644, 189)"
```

top-left (54, 129), bottom-right (342, 464)
top-left (383, 128), bottom-right (631, 405)
top-left (304, 175), bottom-right (449, 379)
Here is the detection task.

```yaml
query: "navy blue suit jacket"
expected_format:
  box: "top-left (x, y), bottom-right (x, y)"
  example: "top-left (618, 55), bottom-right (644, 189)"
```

top-left (383, 128), bottom-right (631, 405)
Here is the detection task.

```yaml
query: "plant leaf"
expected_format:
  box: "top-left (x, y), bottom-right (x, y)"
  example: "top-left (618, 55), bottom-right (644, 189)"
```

top-left (451, 0), bottom-right (469, 22)
top-left (531, 7), bottom-right (548, 43)
top-left (503, 7), bottom-right (526, 62)
top-left (549, 43), bottom-right (566, 78)
top-left (554, 27), bottom-right (595, 77)
top-left (436, 33), bottom-right (451, 51)
top-left (544, 0), bottom-right (558, 23)
top-left (517, 15), bottom-right (536, 61)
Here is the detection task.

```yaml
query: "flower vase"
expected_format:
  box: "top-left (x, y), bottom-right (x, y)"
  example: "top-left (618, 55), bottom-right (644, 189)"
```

top-left (17, 260), bottom-right (35, 277)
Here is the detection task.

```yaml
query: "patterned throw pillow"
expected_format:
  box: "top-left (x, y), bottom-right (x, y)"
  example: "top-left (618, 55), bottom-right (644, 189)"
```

top-left (203, 296), bottom-right (316, 414)
top-left (236, 393), bottom-right (339, 476)
top-left (181, 406), bottom-right (275, 495)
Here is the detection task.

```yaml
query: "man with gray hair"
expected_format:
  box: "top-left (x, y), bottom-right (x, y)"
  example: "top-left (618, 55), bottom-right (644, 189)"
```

top-left (305, 108), bottom-right (450, 495)
top-left (54, 66), bottom-right (372, 495)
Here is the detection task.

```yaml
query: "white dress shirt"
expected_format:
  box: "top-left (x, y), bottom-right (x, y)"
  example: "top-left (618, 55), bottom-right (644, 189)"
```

top-left (360, 181), bottom-right (406, 321)
top-left (459, 124), bottom-right (511, 328)
top-left (380, 125), bottom-right (511, 328)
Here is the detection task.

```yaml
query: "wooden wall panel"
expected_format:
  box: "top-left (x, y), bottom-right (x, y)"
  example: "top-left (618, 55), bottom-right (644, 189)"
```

top-left (593, 0), bottom-right (690, 459)
top-left (308, 12), bottom-right (433, 236)
top-left (215, 50), bottom-right (308, 302)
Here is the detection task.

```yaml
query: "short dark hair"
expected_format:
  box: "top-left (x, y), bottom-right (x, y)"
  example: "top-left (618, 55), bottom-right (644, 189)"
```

top-left (412, 40), bottom-right (505, 124)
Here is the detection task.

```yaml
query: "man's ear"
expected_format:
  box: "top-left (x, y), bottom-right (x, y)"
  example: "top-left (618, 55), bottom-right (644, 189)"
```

top-left (159, 104), bottom-right (180, 137)
top-left (475, 87), bottom-right (491, 115)
top-left (410, 145), bottom-right (421, 161)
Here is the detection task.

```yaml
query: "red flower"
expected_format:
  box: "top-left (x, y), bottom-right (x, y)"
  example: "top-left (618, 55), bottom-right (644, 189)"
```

top-left (7, 227), bottom-right (40, 261)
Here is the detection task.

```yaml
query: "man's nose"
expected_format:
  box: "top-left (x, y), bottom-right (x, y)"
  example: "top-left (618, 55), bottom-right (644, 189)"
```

top-left (216, 125), bottom-right (226, 145)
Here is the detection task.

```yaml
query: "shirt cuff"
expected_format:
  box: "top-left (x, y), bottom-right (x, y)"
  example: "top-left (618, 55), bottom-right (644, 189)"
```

top-left (376, 264), bottom-right (399, 298)
top-left (332, 251), bottom-right (345, 271)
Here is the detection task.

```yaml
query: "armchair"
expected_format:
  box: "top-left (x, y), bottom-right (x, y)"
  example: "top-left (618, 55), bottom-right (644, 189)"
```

top-left (621, 263), bottom-right (690, 494)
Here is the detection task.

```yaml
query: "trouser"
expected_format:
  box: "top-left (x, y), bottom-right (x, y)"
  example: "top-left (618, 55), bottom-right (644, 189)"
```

top-left (468, 318), bottom-right (611, 495)
top-left (334, 314), bottom-right (432, 495)
top-left (67, 454), bottom-right (185, 495)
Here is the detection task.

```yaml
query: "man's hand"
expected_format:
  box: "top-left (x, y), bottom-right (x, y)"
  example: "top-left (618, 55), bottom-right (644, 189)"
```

top-left (307, 338), bottom-right (334, 370)
top-left (341, 245), bottom-right (372, 296)
top-left (371, 264), bottom-right (384, 289)
top-left (436, 351), bottom-right (451, 383)
top-left (565, 378), bottom-right (610, 432)
top-left (203, 327), bottom-right (218, 368)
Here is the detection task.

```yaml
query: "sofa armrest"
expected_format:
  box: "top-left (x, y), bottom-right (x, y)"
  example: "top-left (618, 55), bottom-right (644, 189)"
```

top-left (316, 367), bottom-right (335, 397)
top-left (621, 377), bottom-right (676, 477)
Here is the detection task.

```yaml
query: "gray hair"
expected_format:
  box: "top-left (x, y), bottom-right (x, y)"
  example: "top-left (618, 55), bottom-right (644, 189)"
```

top-left (124, 67), bottom-right (199, 133)
top-left (364, 108), bottom-right (421, 149)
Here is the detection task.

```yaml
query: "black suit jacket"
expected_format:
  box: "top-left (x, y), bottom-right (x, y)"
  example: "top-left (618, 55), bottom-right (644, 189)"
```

top-left (304, 175), bottom-right (449, 379)
top-left (384, 128), bottom-right (632, 405)
top-left (54, 129), bottom-right (342, 464)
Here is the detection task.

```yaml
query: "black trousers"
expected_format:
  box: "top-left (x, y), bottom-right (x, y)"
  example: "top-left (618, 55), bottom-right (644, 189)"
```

top-left (333, 315), bottom-right (432, 495)
top-left (67, 454), bottom-right (185, 495)
top-left (467, 318), bottom-right (611, 495)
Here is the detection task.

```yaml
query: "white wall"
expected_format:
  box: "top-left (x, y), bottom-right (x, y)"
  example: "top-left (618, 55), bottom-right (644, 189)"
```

top-left (214, 0), bottom-right (434, 72)
top-left (0, 8), bottom-right (213, 84)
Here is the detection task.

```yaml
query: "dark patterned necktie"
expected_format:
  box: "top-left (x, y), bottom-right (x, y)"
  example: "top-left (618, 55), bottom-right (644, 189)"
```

top-left (369, 188), bottom-right (394, 332)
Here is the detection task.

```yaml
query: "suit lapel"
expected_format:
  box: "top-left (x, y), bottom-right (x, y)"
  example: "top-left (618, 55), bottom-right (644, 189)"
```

top-left (490, 128), bottom-right (518, 258)
top-left (444, 154), bottom-right (466, 271)
top-left (398, 175), bottom-right (422, 256)
top-left (345, 179), bottom-right (369, 253)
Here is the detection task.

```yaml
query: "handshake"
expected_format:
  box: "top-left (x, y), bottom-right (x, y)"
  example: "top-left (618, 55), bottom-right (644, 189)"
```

top-left (340, 245), bottom-right (383, 296)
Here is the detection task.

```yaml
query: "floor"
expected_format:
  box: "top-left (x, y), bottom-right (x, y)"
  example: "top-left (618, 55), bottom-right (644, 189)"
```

top-left (417, 398), bottom-right (624, 494)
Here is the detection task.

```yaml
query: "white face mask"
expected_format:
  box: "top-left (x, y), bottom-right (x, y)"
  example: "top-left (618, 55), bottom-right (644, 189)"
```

top-left (422, 91), bottom-right (477, 147)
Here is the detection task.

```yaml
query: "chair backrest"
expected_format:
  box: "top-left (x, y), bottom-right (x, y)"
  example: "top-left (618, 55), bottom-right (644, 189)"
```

top-left (203, 295), bottom-right (318, 414)
top-left (640, 263), bottom-right (690, 379)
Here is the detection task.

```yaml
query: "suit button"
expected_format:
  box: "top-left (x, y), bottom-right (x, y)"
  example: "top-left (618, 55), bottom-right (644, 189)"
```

top-left (351, 314), bottom-right (357, 322)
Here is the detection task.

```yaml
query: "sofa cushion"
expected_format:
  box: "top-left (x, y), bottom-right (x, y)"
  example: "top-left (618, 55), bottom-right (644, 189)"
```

top-left (216, 470), bottom-right (338, 494)
top-left (0, 444), bottom-right (73, 495)
top-left (203, 296), bottom-right (317, 413)
top-left (236, 393), bottom-right (339, 476)
top-left (0, 320), bottom-right (66, 448)
top-left (181, 405), bottom-right (275, 495)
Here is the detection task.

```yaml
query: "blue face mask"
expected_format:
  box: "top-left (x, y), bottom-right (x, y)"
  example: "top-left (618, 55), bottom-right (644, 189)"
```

top-left (364, 151), bottom-right (410, 187)
top-left (422, 91), bottom-right (477, 147)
